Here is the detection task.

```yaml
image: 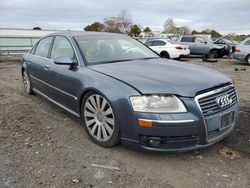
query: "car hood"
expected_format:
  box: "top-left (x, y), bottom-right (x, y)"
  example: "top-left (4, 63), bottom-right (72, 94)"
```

top-left (88, 58), bottom-right (232, 97)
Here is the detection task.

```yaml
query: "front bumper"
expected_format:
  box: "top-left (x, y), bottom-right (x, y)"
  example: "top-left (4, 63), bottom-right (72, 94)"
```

top-left (122, 105), bottom-right (239, 152)
top-left (121, 89), bottom-right (239, 152)
top-left (233, 52), bottom-right (247, 63)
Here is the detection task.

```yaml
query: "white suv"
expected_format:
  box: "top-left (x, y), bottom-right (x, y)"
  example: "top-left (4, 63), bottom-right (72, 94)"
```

top-left (145, 39), bottom-right (190, 59)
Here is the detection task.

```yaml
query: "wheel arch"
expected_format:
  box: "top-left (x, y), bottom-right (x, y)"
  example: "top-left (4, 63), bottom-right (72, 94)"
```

top-left (209, 48), bottom-right (222, 58)
top-left (78, 87), bottom-right (119, 118)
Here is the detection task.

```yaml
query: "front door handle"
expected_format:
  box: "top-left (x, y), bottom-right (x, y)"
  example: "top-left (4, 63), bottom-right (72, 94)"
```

top-left (44, 65), bottom-right (50, 70)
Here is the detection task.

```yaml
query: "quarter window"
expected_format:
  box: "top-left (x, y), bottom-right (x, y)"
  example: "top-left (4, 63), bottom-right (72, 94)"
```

top-left (34, 37), bottom-right (53, 58)
top-left (50, 36), bottom-right (75, 60)
top-left (244, 40), bottom-right (250, 45)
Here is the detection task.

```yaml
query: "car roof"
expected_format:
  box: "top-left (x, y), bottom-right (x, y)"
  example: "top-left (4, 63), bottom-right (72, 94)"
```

top-left (47, 31), bottom-right (125, 37)
top-left (146, 38), bottom-right (168, 42)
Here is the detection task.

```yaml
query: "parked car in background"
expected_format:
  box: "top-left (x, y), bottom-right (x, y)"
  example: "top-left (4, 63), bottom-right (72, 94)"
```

top-left (233, 37), bottom-right (250, 65)
top-left (213, 37), bottom-right (236, 56)
top-left (22, 31), bottom-right (239, 152)
top-left (145, 39), bottom-right (190, 59)
top-left (174, 35), bottom-right (225, 58)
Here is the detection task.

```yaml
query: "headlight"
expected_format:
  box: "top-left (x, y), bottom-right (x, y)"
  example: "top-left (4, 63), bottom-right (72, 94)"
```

top-left (130, 95), bottom-right (187, 113)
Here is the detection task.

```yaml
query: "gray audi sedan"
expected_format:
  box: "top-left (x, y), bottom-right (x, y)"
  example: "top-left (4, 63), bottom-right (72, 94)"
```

top-left (22, 31), bottom-right (239, 152)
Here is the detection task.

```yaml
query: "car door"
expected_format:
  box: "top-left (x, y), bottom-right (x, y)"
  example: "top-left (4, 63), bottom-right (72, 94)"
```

top-left (242, 39), bottom-right (250, 53)
top-left (145, 40), bottom-right (167, 55)
top-left (26, 36), bottom-right (54, 95)
top-left (193, 37), bottom-right (210, 55)
top-left (45, 35), bottom-right (81, 113)
top-left (179, 36), bottom-right (196, 54)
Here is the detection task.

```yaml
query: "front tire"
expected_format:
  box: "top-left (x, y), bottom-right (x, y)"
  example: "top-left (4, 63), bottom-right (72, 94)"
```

top-left (208, 49), bottom-right (218, 59)
top-left (22, 70), bottom-right (33, 95)
top-left (81, 91), bottom-right (120, 147)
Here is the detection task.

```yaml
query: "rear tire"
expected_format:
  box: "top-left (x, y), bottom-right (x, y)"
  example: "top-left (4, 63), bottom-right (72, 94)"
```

top-left (160, 51), bottom-right (170, 59)
top-left (246, 55), bottom-right (250, 65)
top-left (81, 91), bottom-right (120, 147)
top-left (22, 69), bottom-right (33, 95)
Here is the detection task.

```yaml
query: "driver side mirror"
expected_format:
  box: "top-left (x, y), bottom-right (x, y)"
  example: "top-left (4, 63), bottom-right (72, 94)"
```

top-left (54, 56), bottom-right (77, 66)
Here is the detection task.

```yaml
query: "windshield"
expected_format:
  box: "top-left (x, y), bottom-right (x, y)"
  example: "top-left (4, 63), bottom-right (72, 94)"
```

top-left (74, 35), bottom-right (159, 64)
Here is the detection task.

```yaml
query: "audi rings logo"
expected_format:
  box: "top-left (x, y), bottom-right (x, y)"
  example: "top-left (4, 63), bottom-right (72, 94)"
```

top-left (216, 94), bottom-right (233, 108)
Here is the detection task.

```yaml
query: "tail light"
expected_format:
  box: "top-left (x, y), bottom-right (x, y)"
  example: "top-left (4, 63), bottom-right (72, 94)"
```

top-left (175, 46), bottom-right (183, 50)
top-left (235, 48), bottom-right (241, 52)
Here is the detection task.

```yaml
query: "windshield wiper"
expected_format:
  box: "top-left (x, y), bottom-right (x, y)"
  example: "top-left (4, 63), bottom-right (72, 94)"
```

top-left (91, 57), bottom-right (161, 65)
top-left (94, 59), bottom-right (137, 64)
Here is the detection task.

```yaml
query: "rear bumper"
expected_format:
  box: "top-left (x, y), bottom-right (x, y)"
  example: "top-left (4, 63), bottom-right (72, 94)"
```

top-left (169, 50), bottom-right (190, 59)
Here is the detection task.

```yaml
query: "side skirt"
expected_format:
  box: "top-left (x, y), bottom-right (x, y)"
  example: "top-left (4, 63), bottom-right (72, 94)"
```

top-left (33, 88), bottom-right (80, 118)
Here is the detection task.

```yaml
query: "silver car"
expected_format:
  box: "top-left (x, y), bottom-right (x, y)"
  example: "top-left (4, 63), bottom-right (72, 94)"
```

top-left (175, 35), bottom-right (224, 58)
top-left (233, 37), bottom-right (250, 65)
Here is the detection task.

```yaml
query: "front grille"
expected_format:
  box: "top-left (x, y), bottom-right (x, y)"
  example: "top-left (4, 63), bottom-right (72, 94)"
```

top-left (198, 85), bottom-right (237, 117)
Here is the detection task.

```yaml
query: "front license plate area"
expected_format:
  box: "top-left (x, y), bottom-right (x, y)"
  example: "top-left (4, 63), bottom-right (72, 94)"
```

top-left (220, 111), bottom-right (235, 129)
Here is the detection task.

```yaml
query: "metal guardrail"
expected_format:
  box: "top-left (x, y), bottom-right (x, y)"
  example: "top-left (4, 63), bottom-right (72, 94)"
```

top-left (0, 36), bottom-right (40, 56)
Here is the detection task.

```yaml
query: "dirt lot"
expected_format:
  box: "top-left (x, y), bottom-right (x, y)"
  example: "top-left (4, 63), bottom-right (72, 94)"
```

top-left (0, 58), bottom-right (250, 188)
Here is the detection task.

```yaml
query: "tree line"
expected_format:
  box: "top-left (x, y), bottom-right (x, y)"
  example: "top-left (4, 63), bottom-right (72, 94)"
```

top-left (34, 10), bottom-right (249, 41)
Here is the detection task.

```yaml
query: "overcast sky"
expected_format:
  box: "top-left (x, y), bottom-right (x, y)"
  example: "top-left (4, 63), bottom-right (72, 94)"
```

top-left (0, 0), bottom-right (249, 34)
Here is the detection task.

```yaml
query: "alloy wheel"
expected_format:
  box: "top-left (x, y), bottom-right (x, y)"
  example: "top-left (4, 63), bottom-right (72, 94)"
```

top-left (83, 94), bottom-right (115, 142)
top-left (23, 70), bottom-right (31, 93)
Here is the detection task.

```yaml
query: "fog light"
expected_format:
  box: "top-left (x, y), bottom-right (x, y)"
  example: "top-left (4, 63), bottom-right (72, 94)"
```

top-left (149, 137), bottom-right (162, 147)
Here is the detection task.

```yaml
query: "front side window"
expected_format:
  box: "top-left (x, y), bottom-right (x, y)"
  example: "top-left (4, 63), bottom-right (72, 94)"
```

top-left (34, 37), bottom-right (53, 58)
top-left (195, 37), bottom-right (206, 43)
top-left (75, 36), bottom-right (159, 64)
top-left (145, 41), bottom-right (153, 46)
top-left (50, 36), bottom-right (75, 60)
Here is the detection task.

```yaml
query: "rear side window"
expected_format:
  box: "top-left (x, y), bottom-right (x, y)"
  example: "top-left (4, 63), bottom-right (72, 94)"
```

top-left (152, 40), bottom-right (166, 46)
top-left (244, 40), bottom-right (250, 45)
top-left (34, 37), bottom-right (53, 58)
top-left (181, 37), bottom-right (195, 42)
top-left (50, 36), bottom-right (75, 60)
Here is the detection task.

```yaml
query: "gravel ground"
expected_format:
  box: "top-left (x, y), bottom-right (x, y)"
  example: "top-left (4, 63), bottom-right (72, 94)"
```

top-left (0, 58), bottom-right (249, 188)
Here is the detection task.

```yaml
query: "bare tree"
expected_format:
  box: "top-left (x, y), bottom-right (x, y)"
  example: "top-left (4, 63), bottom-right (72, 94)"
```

top-left (118, 10), bottom-right (133, 33)
top-left (163, 18), bottom-right (176, 33)
top-left (163, 18), bottom-right (191, 34)
top-left (104, 10), bottom-right (133, 34)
